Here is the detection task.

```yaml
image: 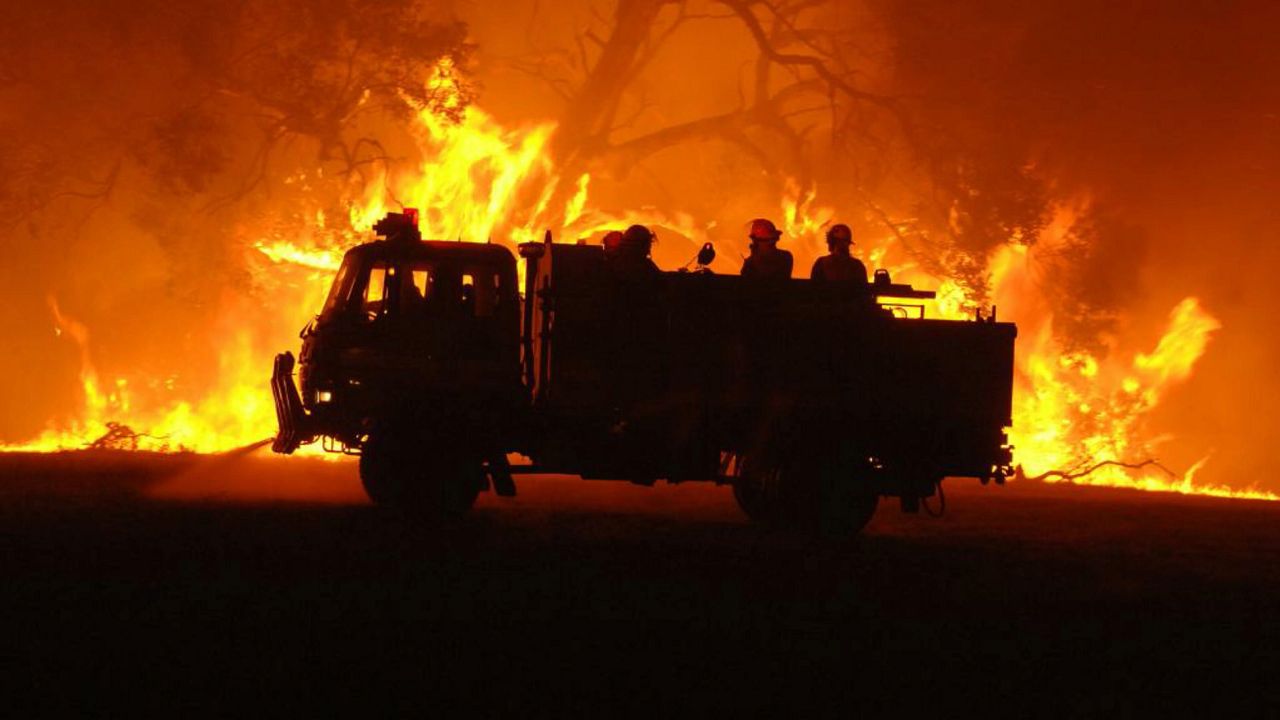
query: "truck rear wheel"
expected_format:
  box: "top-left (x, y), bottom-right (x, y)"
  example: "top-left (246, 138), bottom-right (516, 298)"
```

top-left (359, 430), bottom-right (481, 518)
top-left (732, 449), bottom-right (878, 536)
top-left (807, 451), bottom-right (880, 536)
top-left (731, 454), bottom-right (792, 526)
top-left (812, 467), bottom-right (879, 537)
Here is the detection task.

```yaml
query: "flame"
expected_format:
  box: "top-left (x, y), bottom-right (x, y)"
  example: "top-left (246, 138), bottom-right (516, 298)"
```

top-left (5, 60), bottom-right (1273, 501)
top-left (772, 192), bottom-right (1276, 502)
top-left (6, 297), bottom-right (291, 454)
top-left (254, 241), bottom-right (342, 272)
top-left (1006, 294), bottom-right (1273, 500)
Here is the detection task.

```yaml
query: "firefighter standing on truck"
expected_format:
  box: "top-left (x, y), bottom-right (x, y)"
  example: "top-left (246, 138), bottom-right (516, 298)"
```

top-left (740, 218), bottom-right (793, 279)
top-left (607, 224), bottom-right (661, 276)
top-left (810, 223), bottom-right (868, 284)
top-left (602, 230), bottom-right (624, 259)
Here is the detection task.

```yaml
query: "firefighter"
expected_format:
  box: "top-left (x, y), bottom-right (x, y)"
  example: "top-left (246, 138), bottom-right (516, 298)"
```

top-left (608, 224), bottom-right (661, 275)
top-left (741, 218), bottom-right (793, 279)
top-left (402, 270), bottom-right (427, 314)
top-left (810, 223), bottom-right (868, 284)
top-left (604, 225), bottom-right (662, 425)
top-left (602, 230), bottom-right (624, 259)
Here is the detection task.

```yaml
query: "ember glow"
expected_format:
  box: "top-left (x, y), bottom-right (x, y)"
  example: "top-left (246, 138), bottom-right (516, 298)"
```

top-left (3, 1), bottom-right (1276, 501)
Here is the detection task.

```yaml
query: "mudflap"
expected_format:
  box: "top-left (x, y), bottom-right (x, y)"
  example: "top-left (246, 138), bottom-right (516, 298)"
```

top-left (271, 351), bottom-right (312, 454)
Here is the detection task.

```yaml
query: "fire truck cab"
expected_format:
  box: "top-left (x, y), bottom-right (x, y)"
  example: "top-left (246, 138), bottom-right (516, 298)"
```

top-left (272, 210), bottom-right (1017, 535)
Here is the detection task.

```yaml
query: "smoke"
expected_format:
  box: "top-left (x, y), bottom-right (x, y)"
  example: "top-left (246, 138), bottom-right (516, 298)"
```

top-left (867, 0), bottom-right (1280, 482)
top-left (3, 0), bottom-right (1278, 489)
top-left (0, 0), bottom-right (467, 438)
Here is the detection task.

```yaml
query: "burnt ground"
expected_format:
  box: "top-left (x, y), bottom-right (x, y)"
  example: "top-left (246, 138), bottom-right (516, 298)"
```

top-left (2, 452), bottom-right (1279, 715)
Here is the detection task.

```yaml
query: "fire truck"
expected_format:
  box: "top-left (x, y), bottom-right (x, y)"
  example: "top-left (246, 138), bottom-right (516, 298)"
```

top-left (271, 210), bottom-right (1016, 534)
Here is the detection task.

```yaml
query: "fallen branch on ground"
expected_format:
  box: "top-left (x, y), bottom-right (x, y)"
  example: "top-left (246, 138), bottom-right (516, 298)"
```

top-left (1015, 458), bottom-right (1176, 483)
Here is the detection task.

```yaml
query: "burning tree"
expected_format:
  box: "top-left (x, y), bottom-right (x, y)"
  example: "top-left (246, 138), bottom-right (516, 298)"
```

top-left (0, 0), bottom-right (473, 444)
top-left (499, 0), bottom-right (1051, 307)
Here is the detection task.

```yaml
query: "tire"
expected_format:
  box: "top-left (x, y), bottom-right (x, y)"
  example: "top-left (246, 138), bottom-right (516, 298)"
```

top-left (359, 429), bottom-right (481, 519)
top-left (732, 448), bottom-right (878, 536)
top-left (810, 449), bottom-right (879, 537)
top-left (731, 452), bottom-right (795, 527)
top-left (424, 455), bottom-right (483, 518)
top-left (359, 433), bottom-right (409, 507)
top-left (815, 471), bottom-right (879, 537)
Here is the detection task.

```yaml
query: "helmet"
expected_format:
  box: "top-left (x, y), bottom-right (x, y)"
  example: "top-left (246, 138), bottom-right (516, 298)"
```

top-left (748, 218), bottom-right (782, 242)
top-left (621, 224), bottom-right (655, 249)
top-left (602, 230), bottom-right (624, 254)
top-left (826, 223), bottom-right (853, 246)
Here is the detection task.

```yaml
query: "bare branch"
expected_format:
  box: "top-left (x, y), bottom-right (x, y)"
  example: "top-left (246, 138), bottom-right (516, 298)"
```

top-left (502, 55), bottom-right (577, 101)
top-left (715, 0), bottom-right (916, 143)
top-left (605, 79), bottom-right (817, 165)
top-left (1017, 459), bottom-right (1178, 483)
top-left (608, 108), bottom-right (753, 164)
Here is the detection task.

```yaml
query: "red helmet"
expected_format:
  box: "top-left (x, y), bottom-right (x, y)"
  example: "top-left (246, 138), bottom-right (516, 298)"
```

top-left (748, 218), bottom-right (782, 242)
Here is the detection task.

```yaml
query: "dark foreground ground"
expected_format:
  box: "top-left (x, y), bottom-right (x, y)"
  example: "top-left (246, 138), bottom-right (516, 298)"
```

top-left (3, 452), bottom-right (1279, 715)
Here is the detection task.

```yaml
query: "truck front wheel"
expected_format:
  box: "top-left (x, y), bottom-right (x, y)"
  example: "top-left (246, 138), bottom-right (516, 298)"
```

top-left (359, 430), bottom-right (481, 518)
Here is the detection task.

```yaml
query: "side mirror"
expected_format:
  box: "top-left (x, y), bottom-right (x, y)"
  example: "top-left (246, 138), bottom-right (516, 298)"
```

top-left (696, 242), bottom-right (716, 267)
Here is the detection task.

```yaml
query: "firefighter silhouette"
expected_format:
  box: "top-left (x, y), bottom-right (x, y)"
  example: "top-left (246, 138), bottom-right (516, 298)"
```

top-left (607, 224), bottom-right (661, 276)
top-left (602, 230), bottom-right (624, 259)
top-left (740, 218), bottom-right (793, 279)
top-left (810, 223), bottom-right (868, 284)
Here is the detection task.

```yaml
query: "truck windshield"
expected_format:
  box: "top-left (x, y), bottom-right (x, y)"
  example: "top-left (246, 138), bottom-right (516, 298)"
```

top-left (461, 267), bottom-right (500, 317)
top-left (321, 257), bottom-right (356, 315)
top-left (329, 253), bottom-right (497, 321)
top-left (357, 259), bottom-right (439, 320)
top-left (362, 262), bottom-right (390, 319)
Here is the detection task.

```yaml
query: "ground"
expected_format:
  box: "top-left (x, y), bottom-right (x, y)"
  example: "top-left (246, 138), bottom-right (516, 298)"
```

top-left (3, 451), bottom-right (1279, 714)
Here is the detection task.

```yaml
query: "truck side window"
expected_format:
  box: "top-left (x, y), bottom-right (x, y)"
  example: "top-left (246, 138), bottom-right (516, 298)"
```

top-left (363, 262), bottom-right (389, 319)
top-left (461, 274), bottom-right (477, 315)
top-left (401, 264), bottom-right (432, 313)
top-left (412, 269), bottom-right (430, 298)
top-left (461, 269), bottom-right (497, 317)
top-left (322, 257), bottom-right (356, 315)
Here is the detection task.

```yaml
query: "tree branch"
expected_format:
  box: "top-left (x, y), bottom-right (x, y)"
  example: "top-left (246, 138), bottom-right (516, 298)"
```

top-left (1016, 458), bottom-right (1178, 483)
top-left (715, 0), bottom-right (917, 144)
